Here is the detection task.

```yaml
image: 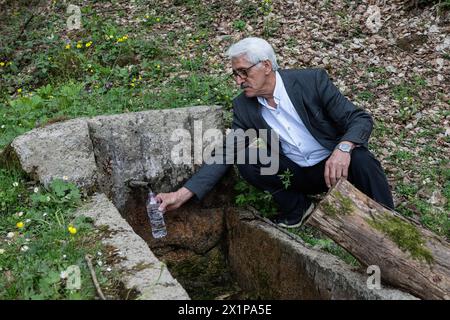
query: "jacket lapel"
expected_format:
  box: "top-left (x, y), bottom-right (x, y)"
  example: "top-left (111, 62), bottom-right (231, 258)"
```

top-left (246, 97), bottom-right (270, 131)
top-left (279, 70), bottom-right (313, 133)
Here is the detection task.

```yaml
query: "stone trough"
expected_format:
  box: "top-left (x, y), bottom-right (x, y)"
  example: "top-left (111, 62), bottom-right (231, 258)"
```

top-left (1, 106), bottom-right (417, 300)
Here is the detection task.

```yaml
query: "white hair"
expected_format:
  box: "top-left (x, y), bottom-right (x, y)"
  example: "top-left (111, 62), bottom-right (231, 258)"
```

top-left (226, 37), bottom-right (279, 71)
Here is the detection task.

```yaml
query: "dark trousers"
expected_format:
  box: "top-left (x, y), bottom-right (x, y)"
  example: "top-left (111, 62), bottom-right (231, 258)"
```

top-left (237, 147), bottom-right (394, 215)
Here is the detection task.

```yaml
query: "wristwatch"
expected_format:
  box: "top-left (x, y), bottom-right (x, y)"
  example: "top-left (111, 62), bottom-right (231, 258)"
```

top-left (336, 142), bottom-right (352, 153)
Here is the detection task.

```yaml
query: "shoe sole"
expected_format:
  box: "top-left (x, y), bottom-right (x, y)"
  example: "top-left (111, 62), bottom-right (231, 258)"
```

top-left (276, 203), bottom-right (315, 228)
top-left (300, 203), bottom-right (315, 226)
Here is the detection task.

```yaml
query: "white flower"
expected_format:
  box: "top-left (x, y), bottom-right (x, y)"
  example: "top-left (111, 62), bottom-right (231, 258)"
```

top-left (25, 238), bottom-right (31, 242)
top-left (21, 245), bottom-right (29, 252)
top-left (6, 232), bottom-right (15, 239)
top-left (43, 212), bottom-right (48, 217)
top-left (17, 211), bottom-right (24, 217)
top-left (0, 249), bottom-right (5, 254)
top-left (97, 261), bottom-right (103, 266)
top-left (62, 176), bottom-right (69, 181)
top-left (46, 196), bottom-right (51, 202)
top-left (97, 251), bottom-right (102, 256)
top-left (1, 125), bottom-right (5, 129)
top-left (63, 254), bottom-right (67, 259)
top-left (12, 182), bottom-right (19, 187)
top-left (60, 271), bottom-right (68, 279)
top-left (34, 187), bottom-right (39, 193)
top-left (25, 219), bottom-right (31, 223)
top-left (106, 267), bottom-right (112, 272)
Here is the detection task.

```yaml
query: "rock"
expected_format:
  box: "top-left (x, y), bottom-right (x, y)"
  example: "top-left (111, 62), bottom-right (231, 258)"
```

top-left (2, 105), bottom-right (227, 209)
top-left (88, 105), bottom-right (225, 213)
top-left (4, 118), bottom-right (98, 191)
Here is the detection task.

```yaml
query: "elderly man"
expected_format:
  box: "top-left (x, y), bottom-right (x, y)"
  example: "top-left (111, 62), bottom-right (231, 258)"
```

top-left (157, 37), bottom-right (394, 228)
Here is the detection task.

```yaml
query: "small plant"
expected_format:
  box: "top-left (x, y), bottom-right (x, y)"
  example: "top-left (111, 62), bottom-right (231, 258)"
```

top-left (278, 168), bottom-right (293, 190)
top-left (258, 0), bottom-right (273, 16)
top-left (241, 0), bottom-right (258, 18)
top-left (234, 179), bottom-right (277, 216)
top-left (356, 90), bottom-right (375, 102)
top-left (262, 17), bottom-right (280, 37)
top-left (232, 20), bottom-right (246, 31)
top-left (30, 179), bottom-right (81, 210)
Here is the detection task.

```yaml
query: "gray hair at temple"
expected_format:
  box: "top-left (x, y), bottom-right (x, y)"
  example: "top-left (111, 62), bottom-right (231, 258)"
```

top-left (226, 37), bottom-right (279, 71)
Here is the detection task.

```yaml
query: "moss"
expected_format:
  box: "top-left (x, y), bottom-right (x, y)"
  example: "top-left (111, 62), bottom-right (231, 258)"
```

top-left (320, 200), bottom-right (338, 216)
top-left (255, 269), bottom-right (272, 299)
top-left (334, 191), bottom-right (354, 215)
top-left (166, 247), bottom-right (237, 300)
top-left (0, 144), bottom-right (26, 172)
top-left (319, 191), bottom-right (354, 216)
top-left (132, 262), bottom-right (155, 272)
top-left (367, 213), bottom-right (434, 264)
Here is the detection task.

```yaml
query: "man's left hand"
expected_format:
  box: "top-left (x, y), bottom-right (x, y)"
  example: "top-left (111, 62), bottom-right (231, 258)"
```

top-left (324, 141), bottom-right (354, 188)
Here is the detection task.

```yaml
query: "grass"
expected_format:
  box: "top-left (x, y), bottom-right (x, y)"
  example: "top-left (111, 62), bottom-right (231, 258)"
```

top-left (0, 169), bottom-right (119, 299)
top-left (291, 226), bottom-right (361, 268)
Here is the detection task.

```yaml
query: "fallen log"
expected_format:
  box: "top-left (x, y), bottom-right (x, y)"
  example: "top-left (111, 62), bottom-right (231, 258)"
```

top-left (306, 179), bottom-right (450, 300)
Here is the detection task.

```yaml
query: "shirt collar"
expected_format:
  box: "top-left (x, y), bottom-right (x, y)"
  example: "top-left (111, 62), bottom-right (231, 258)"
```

top-left (257, 71), bottom-right (284, 110)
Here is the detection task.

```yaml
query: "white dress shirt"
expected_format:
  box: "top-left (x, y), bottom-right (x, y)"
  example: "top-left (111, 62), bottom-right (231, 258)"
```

top-left (258, 71), bottom-right (331, 167)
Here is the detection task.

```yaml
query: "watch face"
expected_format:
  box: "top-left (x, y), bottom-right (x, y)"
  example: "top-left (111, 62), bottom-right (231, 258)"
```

top-left (339, 143), bottom-right (352, 152)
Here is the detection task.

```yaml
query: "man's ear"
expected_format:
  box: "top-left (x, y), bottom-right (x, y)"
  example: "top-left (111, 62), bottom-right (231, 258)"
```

top-left (264, 60), bottom-right (273, 74)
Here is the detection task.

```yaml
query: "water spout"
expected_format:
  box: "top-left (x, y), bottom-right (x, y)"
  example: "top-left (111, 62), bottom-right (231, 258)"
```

top-left (127, 179), bottom-right (151, 190)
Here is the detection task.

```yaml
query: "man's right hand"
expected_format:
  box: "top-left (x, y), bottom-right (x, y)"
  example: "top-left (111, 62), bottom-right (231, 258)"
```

top-left (155, 187), bottom-right (194, 212)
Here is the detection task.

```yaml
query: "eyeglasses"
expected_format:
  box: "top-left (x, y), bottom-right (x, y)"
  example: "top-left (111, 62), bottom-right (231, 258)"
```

top-left (231, 61), bottom-right (261, 79)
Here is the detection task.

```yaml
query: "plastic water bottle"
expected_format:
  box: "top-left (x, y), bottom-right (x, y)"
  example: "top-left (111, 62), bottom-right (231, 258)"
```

top-left (146, 192), bottom-right (167, 239)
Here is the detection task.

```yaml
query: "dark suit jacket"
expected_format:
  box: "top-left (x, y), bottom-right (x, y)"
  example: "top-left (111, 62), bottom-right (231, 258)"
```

top-left (184, 68), bottom-right (373, 201)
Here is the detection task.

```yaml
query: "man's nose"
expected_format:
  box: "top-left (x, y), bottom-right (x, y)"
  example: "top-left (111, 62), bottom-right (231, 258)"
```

top-left (235, 76), bottom-right (245, 86)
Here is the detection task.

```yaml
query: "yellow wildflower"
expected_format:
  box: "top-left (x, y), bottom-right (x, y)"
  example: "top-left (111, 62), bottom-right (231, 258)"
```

top-left (16, 221), bottom-right (24, 229)
top-left (0, 62), bottom-right (4, 67)
top-left (130, 83), bottom-right (135, 87)
top-left (68, 226), bottom-right (77, 235)
top-left (76, 42), bottom-right (82, 49)
top-left (17, 88), bottom-right (22, 93)
top-left (156, 18), bottom-right (160, 22)
top-left (65, 44), bottom-right (71, 49)
top-left (85, 41), bottom-right (92, 47)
